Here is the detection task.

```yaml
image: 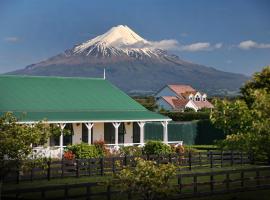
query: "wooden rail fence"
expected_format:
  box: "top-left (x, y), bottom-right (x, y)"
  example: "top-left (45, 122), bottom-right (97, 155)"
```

top-left (4, 151), bottom-right (252, 183)
top-left (3, 166), bottom-right (270, 200)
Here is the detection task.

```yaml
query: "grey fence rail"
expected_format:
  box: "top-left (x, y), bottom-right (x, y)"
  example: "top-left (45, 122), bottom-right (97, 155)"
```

top-left (4, 151), bottom-right (252, 183)
top-left (3, 166), bottom-right (270, 200)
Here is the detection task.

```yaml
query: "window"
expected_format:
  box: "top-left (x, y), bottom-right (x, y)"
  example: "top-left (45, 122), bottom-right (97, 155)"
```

top-left (195, 96), bottom-right (200, 101)
top-left (202, 97), bottom-right (206, 101)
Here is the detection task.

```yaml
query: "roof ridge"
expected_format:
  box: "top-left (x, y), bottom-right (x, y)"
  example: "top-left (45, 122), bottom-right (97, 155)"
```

top-left (0, 75), bottom-right (105, 80)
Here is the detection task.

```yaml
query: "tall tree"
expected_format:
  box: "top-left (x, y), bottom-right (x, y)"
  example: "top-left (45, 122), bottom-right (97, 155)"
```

top-left (241, 66), bottom-right (270, 107)
top-left (0, 112), bottom-right (51, 198)
top-left (211, 66), bottom-right (270, 162)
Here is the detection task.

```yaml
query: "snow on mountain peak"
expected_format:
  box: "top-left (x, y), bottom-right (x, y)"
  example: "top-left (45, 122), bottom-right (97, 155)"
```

top-left (72, 25), bottom-right (153, 56)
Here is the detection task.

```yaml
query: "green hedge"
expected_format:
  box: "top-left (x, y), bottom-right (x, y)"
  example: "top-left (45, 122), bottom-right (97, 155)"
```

top-left (145, 120), bottom-right (224, 145)
top-left (160, 111), bottom-right (210, 121)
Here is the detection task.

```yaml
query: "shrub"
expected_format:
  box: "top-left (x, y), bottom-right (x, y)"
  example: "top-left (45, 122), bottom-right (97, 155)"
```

top-left (119, 146), bottom-right (142, 156)
top-left (160, 111), bottom-right (209, 121)
top-left (93, 140), bottom-right (109, 157)
top-left (66, 143), bottom-right (101, 159)
top-left (63, 150), bottom-right (75, 160)
top-left (115, 158), bottom-right (176, 200)
top-left (143, 141), bottom-right (172, 155)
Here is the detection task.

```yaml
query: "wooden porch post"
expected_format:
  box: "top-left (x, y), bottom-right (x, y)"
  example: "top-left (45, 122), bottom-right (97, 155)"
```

top-left (85, 123), bottom-right (94, 145)
top-left (59, 123), bottom-right (66, 157)
top-left (112, 122), bottom-right (121, 147)
top-left (137, 122), bottom-right (145, 145)
top-left (161, 121), bottom-right (168, 144)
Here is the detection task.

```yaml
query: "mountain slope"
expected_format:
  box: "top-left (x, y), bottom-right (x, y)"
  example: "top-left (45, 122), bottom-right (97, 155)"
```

top-left (8, 25), bottom-right (248, 95)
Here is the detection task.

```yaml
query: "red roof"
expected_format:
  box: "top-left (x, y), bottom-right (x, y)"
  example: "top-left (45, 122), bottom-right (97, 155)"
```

top-left (162, 96), bottom-right (189, 109)
top-left (168, 85), bottom-right (196, 96)
top-left (192, 100), bottom-right (214, 109)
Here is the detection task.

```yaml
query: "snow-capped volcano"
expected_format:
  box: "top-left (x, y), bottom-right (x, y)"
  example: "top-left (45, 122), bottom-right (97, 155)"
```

top-left (70, 25), bottom-right (163, 58)
top-left (7, 25), bottom-right (248, 95)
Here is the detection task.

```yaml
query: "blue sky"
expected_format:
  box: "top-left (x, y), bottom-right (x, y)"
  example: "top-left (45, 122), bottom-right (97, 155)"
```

top-left (0, 0), bottom-right (269, 75)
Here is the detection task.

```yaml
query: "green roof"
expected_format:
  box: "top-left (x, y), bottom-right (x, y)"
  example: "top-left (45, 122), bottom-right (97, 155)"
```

top-left (0, 75), bottom-right (169, 122)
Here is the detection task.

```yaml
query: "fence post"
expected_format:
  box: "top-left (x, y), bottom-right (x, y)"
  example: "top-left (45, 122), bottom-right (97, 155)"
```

top-left (64, 184), bottom-right (68, 199)
top-left (240, 151), bottom-right (243, 165)
top-left (193, 175), bottom-right (197, 194)
top-left (100, 158), bottom-right (104, 176)
top-left (124, 155), bottom-right (127, 166)
top-left (241, 171), bottom-right (244, 187)
top-left (226, 172), bottom-right (230, 191)
top-left (188, 151), bottom-right (192, 171)
top-left (107, 185), bottom-right (111, 200)
top-left (199, 152), bottom-right (202, 166)
top-left (76, 159), bottom-right (80, 178)
top-left (30, 167), bottom-right (34, 182)
top-left (210, 151), bottom-right (213, 168)
top-left (86, 184), bottom-right (91, 200)
top-left (47, 160), bottom-right (51, 181)
top-left (41, 189), bottom-right (45, 200)
top-left (230, 150), bottom-right (234, 166)
top-left (256, 170), bottom-right (260, 186)
top-left (157, 154), bottom-right (160, 165)
top-left (178, 175), bottom-right (182, 194)
top-left (61, 159), bottom-right (64, 178)
top-left (249, 151), bottom-right (254, 164)
top-left (210, 174), bottom-right (214, 193)
top-left (169, 153), bottom-right (172, 163)
top-left (220, 151), bottom-right (223, 167)
top-left (112, 157), bottom-right (115, 174)
top-left (88, 159), bottom-right (93, 176)
top-left (16, 163), bottom-right (20, 184)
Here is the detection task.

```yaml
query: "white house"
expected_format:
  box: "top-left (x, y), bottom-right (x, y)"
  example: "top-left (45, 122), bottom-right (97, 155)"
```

top-left (0, 75), bottom-right (172, 158)
top-left (155, 84), bottom-right (214, 112)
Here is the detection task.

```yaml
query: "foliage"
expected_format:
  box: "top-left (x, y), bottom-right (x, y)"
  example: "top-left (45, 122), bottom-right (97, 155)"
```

top-left (143, 141), bottom-right (172, 155)
top-left (66, 143), bottom-right (101, 159)
top-left (63, 151), bottom-right (75, 160)
top-left (0, 112), bottom-right (50, 180)
top-left (49, 124), bottom-right (72, 137)
top-left (184, 145), bottom-right (218, 151)
top-left (119, 146), bottom-right (142, 156)
top-left (133, 96), bottom-right (158, 111)
top-left (115, 158), bottom-right (177, 200)
top-left (210, 66), bottom-right (270, 162)
top-left (241, 66), bottom-right (270, 107)
top-left (93, 140), bottom-right (109, 157)
top-left (160, 111), bottom-right (210, 121)
top-left (171, 144), bottom-right (185, 154)
top-left (210, 99), bottom-right (252, 136)
top-left (183, 107), bottom-right (196, 112)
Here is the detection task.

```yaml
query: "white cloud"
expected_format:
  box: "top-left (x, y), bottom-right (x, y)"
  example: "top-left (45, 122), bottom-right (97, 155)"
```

top-left (121, 38), bottom-right (222, 52)
top-left (179, 42), bottom-right (222, 52)
top-left (214, 43), bottom-right (223, 49)
top-left (180, 42), bottom-right (210, 52)
top-left (4, 37), bottom-right (20, 43)
top-left (149, 39), bottom-right (179, 50)
top-left (238, 40), bottom-right (270, 50)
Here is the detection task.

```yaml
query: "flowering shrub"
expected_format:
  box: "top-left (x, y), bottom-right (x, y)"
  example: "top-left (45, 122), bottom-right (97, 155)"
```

top-left (66, 143), bottom-right (100, 159)
top-left (143, 141), bottom-right (172, 155)
top-left (119, 146), bottom-right (142, 156)
top-left (93, 140), bottom-right (110, 156)
top-left (63, 150), bottom-right (75, 160)
top-left (115, 158), bottom-right (176, 200)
